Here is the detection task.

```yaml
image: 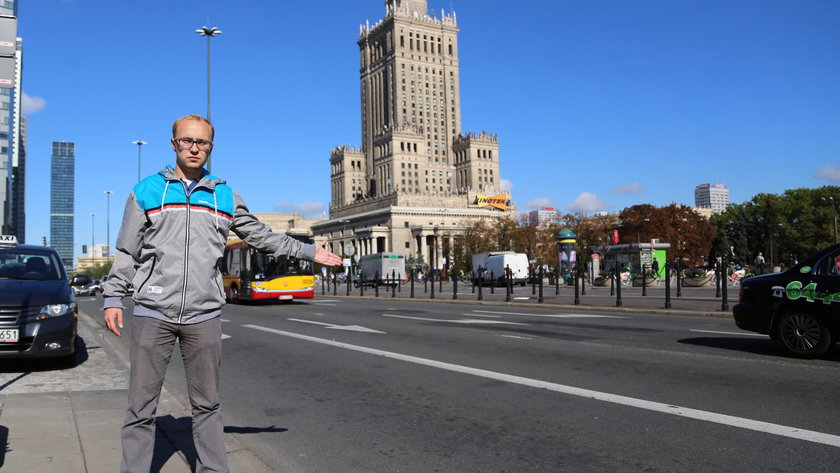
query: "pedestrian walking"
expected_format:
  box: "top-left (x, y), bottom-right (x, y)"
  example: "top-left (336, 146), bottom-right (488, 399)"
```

top-left (101, 114), bottom-right (342, 473)
top-left (754, 252), bottom-right (765, 274)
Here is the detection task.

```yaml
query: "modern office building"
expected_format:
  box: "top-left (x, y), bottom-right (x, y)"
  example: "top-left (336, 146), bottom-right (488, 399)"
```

top-left (50, 142), bottom-right (75, 268)
top-left (313, 0), bottom-right (513, 269)
top-left (694, 183), bottom-right (730, 214)
top-left (528, 208), bottom-right (559, 227)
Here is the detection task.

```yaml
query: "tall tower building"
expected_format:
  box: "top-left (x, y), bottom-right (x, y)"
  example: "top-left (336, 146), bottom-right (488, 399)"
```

top-left (11, 37), bottom-right (24, 242)
top-left (316, 1), bottom-right (511, 269)
top-left (50, 142), bottom-right (75, 268)
top-left (694, 183), bottom-right (730, 214)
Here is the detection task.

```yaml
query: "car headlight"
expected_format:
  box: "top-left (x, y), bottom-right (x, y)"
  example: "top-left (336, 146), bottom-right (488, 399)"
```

top-left (39, 303), bottom-right (76, 319)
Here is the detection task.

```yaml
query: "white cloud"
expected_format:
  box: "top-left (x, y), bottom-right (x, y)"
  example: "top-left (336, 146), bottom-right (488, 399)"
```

top-left (566, 192), bottom-right (605, 213)
top-left (525, 197), bottom-right (553, 210)
top-left (21, 92), bottom-right (46, 114)
top-left (272, 200), bottom-right (325, 219)
top-left (500, 179), bottom-right (513, 193)
top-left (815, 165), bottom-right (840, 182)
top-left (613, 182), bottom-right (644, 195)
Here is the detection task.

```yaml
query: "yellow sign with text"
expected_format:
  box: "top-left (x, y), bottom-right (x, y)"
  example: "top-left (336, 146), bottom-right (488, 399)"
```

top-left (476, 193), bottom-right (510, 211)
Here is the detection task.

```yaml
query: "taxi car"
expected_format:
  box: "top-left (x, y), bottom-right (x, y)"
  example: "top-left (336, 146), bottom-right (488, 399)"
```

top-left (733, 243), bottom-right (840, 358)
top-left (0, 235), bottom-right (77, 360)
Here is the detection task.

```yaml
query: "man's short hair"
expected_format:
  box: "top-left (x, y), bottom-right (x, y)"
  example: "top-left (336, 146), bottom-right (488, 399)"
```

top-left (172, 114), bottom-right (215, 139)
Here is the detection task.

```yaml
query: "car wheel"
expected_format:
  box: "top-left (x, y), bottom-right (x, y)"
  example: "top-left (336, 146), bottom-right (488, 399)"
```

top-left (778, 310), bottom-right (833, 358)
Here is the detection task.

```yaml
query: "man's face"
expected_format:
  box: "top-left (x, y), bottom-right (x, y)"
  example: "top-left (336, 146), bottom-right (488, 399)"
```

top-left (171, 119), bottom-right (213, 178)
top-left (834, 255), bottom-right (840, 271)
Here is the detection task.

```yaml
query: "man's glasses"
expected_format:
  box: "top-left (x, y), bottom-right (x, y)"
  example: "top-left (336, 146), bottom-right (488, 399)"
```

top-left (174, 137), bottom-right (214, 151)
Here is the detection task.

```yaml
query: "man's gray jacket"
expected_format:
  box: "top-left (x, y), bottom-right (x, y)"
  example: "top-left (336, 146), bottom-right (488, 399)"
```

top-left (102, 167), bottom-right (315, 324)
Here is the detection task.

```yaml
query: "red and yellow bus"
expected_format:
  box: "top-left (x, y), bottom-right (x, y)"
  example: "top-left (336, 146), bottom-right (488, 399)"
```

top-left (221, 236), bottom-right (315, 302)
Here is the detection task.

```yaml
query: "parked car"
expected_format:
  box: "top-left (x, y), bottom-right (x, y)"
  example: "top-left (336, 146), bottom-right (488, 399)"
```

top-left (733, 243), bottom-right (840, 358)
top-left (0, 235), bottom-right (77, 361)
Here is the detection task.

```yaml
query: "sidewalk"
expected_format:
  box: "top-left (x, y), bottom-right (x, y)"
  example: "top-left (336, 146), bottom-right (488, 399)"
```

top-left (0, 309), bottom-right (271, 473)
top-left (320, 279), bottom-right (738, 318)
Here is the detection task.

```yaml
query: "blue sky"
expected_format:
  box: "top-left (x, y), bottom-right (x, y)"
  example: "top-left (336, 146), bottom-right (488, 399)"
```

top-left (17, 0), bottom-right (840, 260)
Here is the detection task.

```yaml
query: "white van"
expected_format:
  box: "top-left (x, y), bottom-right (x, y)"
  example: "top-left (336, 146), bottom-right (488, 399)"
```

top-left (472, 251), bottom-right (529, 286)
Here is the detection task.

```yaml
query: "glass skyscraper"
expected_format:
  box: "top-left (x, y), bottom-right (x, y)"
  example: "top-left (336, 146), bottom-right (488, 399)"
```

top-left (50, 142), bottom-right (74, 268)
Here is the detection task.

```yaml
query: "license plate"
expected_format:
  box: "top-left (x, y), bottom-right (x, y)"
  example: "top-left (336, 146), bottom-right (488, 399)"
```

top-left (277, 295), bottom-right (293, 300)
top-left (0, 329), bottom-right (19, 343)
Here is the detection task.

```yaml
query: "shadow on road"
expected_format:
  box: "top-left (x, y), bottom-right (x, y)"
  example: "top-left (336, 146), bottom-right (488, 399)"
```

top-left (153, 415), bottom-right (198, 472)
top-left (225, 425), bottom-right (288, 434)
top-left (0, 334), bottom-right (90, 377)
top-left (678, 336), bottom-right (840, 361)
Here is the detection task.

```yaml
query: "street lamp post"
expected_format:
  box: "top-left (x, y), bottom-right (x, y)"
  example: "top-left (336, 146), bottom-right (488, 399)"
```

top-left (196, 26), bottom-right (221, 174)
top-left (822, 196), bottom-right (838, 244)
top-left (132, 140), bottom-right (147, 183)
top-left (104, 190), bottom-right (113, 257)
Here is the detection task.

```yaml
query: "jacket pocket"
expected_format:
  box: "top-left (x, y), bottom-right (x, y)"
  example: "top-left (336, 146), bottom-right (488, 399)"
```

top-left (134, 256), bottom-right (157, 296)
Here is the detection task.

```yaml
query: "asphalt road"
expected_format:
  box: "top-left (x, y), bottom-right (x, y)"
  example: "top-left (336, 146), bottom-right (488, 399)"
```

top-left (78, 297), bottom-right (840, 473)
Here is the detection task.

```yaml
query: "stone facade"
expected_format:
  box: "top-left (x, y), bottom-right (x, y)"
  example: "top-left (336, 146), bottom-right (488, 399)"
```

top-left (314, 0), bottom-right (513, 269)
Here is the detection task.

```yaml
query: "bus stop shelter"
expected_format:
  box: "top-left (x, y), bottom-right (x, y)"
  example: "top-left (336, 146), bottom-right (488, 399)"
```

top-left (590, 242), bottom-right (670, 278)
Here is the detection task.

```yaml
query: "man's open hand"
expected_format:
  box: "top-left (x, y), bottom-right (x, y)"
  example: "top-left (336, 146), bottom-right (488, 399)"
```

top-left (314, 240), bottom-right (343, 266)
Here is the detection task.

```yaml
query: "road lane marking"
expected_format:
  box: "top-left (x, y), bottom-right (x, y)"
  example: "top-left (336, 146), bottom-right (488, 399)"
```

top-left (382, 314), bottom-right (526, 325)
top-left (288, 318), bottom-right (387, 334)
top-left (473, 310), bottom-right (625, 319)
top-left (499, 335), bottom-right (533, 340)
top-left (242, 324), bottom-right (840, 448)
top-left (459, 313), bottom-right (502, 318)
top-left (690, 329), bottom-right (766, 337)
top-left (221, 334), bottom-right (231, 340)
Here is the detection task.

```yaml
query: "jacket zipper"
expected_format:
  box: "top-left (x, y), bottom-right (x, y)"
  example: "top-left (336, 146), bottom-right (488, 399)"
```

top-left (178, 182), bottom-right (191, 323)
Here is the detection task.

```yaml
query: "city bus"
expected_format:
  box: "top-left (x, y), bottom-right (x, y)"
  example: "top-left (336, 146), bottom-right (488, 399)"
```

top-left (221, 235), bottom-right (315, 302)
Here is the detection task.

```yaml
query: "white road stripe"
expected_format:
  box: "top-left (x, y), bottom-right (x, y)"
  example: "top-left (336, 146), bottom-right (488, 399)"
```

top-left (382, 314), bottom-right (526, 325)
top-left (690, 329), bottom-right (766, 337)
top-left (473, 309), bottom-right (625, 319)
top-left (221, 333), bottom-right (231, 340)
top-left (459, 313), bottom-right (502, 318)
top-left (242, 324), bottom-right (840, 448)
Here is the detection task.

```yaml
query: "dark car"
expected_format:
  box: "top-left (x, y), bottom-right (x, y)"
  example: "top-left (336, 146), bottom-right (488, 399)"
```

top-left (733, 243), bottom-right (840, 358)
top-left (0, 236), bottom-right (77, 360)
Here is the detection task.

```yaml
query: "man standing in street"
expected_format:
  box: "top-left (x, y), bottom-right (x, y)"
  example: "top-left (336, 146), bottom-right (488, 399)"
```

top-left (102, 114), bottom-right (342, 473)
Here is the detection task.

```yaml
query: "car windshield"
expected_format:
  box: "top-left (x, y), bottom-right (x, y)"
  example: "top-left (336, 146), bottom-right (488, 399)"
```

top-left (0, 248), bottom-right (63, 281)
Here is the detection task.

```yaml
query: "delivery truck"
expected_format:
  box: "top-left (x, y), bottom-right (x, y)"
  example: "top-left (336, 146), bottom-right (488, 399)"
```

top-left (471, 251), bottom-right (529, 286)
top-left (356, 252), bottom-right (407, 287)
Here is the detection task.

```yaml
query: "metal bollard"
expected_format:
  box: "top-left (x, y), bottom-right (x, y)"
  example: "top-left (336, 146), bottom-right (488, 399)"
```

top-left (333, 272), bottom-right (338, 296)
top-left (478, 275), bottom-right (484, 301)
top-left (504, 267), bottom-right (511, 302)
top-left (375, 271), bottom-right (379, 297)
top-left (610, 268), bottom-right (615, 296)
top-left (490, 271), bottom-right (495, 294)
top-left (360, 271), bottom-right (364, 297)
top-left (676, 265), bottom-right (682, 297)
top-left (538, 266), bottom-right (544, 303)
top-left (555, 268), bottom-right (560, 295)
top-left (721, 257), bottom-right (729, 311)
top-left (430, 271), bottom-right (436, 299)
top-left (641, 266), bottom-right (647, 297)
top-left (664, 261), bottom-right (671, 309)
top-left (574, 263), bottom-right (580, 305)
top-left (581, 265), bottom-right (586, 296)
top-left (471, 272), bottom-right (475, 294)
top-left (321, 273), bottom-right (325, 295)
top-left (392, 271), bottom-right (396, 298)
top-left (453, 274), bottom-right (458, 300)
top-left (410, 269), bottom-right (415, 298)
top-left (424, 272), bottom-right (428, 293)
top-left (715, 262), bottom-right (721, 298)
top-left (615, 266), bottom-right (623, 307)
